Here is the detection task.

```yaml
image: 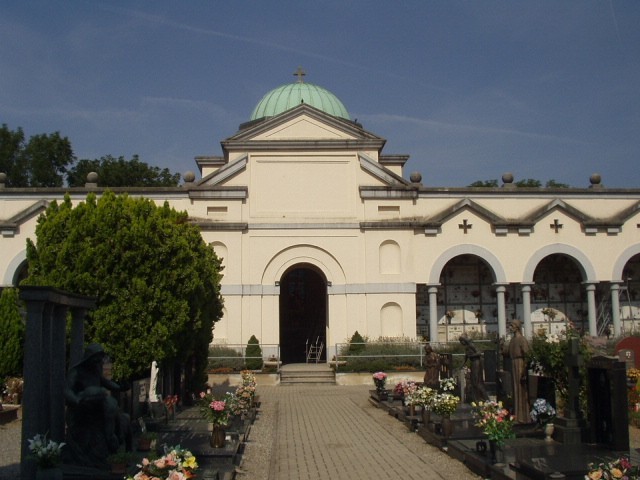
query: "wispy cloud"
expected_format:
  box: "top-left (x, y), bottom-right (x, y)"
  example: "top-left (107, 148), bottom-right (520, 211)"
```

top-left (358, 113), bottom-right (593, 146)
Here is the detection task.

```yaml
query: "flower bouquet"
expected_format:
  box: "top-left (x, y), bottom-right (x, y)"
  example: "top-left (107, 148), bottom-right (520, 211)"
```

top-left (432, 392), bottom-right (460, 417)
top-left (413, 386), bottom-right (436, 410)
top-left (198, 392), bottom-right (230, 426)
top-left (529, 398), bottom-right (556, 426)
top-left (27, 434), bottom-right (65, 469)
top-left (372, 371), bottom-right (388, 396)
top-left (127, 444), bottom-right (198, 480)
top-left (471, 400), bottom-right (515, 447)
top-left (586, 456), bottom-right (639, 480)
top-left (438, 377), bottom-right (457, 393)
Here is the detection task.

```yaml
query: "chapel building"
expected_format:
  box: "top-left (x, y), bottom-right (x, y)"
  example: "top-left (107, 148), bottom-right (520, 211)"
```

top-left (1, 74), bottom-right (640, 364)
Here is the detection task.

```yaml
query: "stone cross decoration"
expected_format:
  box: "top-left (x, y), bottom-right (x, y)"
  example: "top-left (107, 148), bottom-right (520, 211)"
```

top-left (550, 219), bottom-right (563, 233)
top-left (564, 337), bottom-right (583, 419)
top-left (459, 219), bottom-right (472, 234)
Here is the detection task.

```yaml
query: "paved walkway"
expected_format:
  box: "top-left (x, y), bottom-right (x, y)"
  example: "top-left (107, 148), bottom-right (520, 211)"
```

top-left (239, 384), bottom-right (480, 480)
top-left (1, 385), bottom-right (480, 480)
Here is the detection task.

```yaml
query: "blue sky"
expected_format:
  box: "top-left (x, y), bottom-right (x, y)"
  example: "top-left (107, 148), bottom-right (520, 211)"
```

top-left (2, 1), bottom-right (639, 187)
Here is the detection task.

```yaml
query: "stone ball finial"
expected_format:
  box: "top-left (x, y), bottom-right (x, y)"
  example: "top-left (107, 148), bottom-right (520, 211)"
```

top-left (86, 172), bottom-right (98, 183)
top-left (502, 172), bottom-right (514, 184)
top-left (0, 172), bottom-right (6, 184)
top-left (589, 173), bottom-right (602, 185)
top-left (409, 171), bottom-right (422, 184)
top-left (183, 171), bottom-right (196, 183)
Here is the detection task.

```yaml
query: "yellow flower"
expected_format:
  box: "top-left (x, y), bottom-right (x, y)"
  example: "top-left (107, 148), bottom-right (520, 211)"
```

top-left (586, 470), bottom-right (602, 480)
top-left (183, 455), bottom-right (198, 469)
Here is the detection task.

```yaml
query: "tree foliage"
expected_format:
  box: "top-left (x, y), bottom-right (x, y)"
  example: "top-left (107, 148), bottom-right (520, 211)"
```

top-left (0, 124), bottom-right (75, 187)
top-left (23, 192), bottom-right (224, 381)
top-left (67, 155), bottom-right (181, 187)
top-left (0, 288), bottom-right (25, 378)
top-left (468, 180), bottom-right (499, 187)
top-left (468, 178), bottom-right (571, 188)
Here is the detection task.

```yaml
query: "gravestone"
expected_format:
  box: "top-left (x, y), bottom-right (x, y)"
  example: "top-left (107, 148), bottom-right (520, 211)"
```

top-left (618, 349), bottom-right (635, 370)
top-left (615, 337), bottom-right (640, 368)
top-left (586, 355), bottom-right (629, 451)
top-left (554, 337), bottom-right (587, 444)
top-left (483, 350), bottom-right (497, 397)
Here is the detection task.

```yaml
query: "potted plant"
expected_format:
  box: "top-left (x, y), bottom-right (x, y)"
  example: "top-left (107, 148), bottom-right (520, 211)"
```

top-left (530, 398), bottom-right (557, 440)
top-left (471, 400), bottom-right (515, 463)
top-left (137, 431), bottom-right (158, 452)
top-left (27, 434), bottom-right (65, 480)
top-left (198, 391), bottom-right (230, 448)
top-left (372, 371), bottom-right (388, 399)
top-left (107, 450), bottom-right (135, 475)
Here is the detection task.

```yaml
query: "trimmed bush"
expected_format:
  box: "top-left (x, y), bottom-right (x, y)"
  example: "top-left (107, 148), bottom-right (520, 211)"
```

top-left (245, 335), bottom-right (263, 370)
top-left (348, 331), bottom-right (366, 354)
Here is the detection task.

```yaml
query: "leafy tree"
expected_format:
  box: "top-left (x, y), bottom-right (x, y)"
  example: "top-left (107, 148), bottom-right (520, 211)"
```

top-left (67, 155), bottom-right (181, 187)
top-left (0, 125), bottom-right (74, 187)
top-left (0, 124), bottom-right (28, 187)
top-left (545, 179), bottom-right (570, 188)
top-left (0, 288), bottom-right (25, 378)
top-left (245, 335), bottom-right (263, 370)
top-left (515, 178), bottom-right (542, 187)
top-left (23, 191), bottom-right (224, 381)
top-left (468, 180), bottom-right (499, 188)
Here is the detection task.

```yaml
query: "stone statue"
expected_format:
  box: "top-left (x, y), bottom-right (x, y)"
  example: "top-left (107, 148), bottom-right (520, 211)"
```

top-left (459, 334), bottom-right (488, 403)
top-left (502, 320), bottom-right (530, 423)
top-left (423, 344), bottom-right (440, 389)
top-left (64, 344), bottom-right (132, 468)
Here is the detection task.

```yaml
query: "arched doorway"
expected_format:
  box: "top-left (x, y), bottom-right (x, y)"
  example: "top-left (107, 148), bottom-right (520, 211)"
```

top-left (279, 264), bottom-right (327, 364)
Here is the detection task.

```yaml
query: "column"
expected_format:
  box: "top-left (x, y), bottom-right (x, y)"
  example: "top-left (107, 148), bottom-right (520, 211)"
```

top-left (495, 284), bottom-right (507, 337)
top-left (521, 283), bottom-right (534, 339)
top-left (610, 282), bottom-right (622, 337)
top-left (585, 282), bottom-right (597, 336)
top-left (428, 285), bottom-right (439, 343)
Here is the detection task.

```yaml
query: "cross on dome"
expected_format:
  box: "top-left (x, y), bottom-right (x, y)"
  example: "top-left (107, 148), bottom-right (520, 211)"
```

top-left (293, 66), bottom-right (306, 83)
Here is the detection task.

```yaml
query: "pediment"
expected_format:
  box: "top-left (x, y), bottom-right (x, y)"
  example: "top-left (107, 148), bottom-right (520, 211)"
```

top-left (225, 104), bottom-right (385, 145)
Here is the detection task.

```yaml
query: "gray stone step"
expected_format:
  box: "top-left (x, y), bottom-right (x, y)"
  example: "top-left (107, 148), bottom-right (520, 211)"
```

top-left (279, 369), bottom-right (335, 385)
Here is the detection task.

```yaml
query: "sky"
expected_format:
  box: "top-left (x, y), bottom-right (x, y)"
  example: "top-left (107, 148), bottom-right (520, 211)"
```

top-left (2, 1), bottom-right (639, 188)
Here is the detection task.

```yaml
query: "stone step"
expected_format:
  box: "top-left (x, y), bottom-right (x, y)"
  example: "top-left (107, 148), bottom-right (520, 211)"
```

top-left (279, 370), bottom-right (335, 385)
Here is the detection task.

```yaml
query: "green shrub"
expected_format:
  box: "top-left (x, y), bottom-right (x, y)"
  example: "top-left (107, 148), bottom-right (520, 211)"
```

top-left (245, 335), bottom-right (263, 370)
top-left (0, 288), bottom-right (24, 378)
top-left (348, 331), bottom-right (366, 354)
top-left (207, 345), bottom-right (244, 371)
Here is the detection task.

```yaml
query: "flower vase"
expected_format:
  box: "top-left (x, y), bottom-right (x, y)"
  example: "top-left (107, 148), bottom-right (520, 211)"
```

top-left (441, 416), bottom-right (453, 438)
top-left (210, 425), bottom-right (226, 448)
top-left (36, 468), bottom-right (63, 480)
top-left (488, 440), bottom-right (504, 465)
top-left (408, 404), bottom-right (416, 416)
top-left (544, 423), bottom-right (554, 442)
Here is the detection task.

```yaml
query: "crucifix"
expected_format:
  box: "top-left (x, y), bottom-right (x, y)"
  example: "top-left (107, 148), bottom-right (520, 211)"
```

top-left (293, 66), bottom-right (306, 83)
top-left (459, 219), bottom-right (472, 234)
top-left (550, 219), bottom-right (563, 233)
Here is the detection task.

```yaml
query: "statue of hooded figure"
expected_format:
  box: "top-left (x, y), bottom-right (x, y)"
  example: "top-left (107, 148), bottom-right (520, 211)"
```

top-left (64, 343), bottom-right (132, 468)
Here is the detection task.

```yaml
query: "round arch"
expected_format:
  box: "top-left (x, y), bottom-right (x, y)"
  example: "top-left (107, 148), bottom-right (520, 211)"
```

top-left (3, 250), bottom-right (27, 286)
top-left (612, 244), bottom-right (640, 282)
top-left (262, 244), bottom-right (346, 286)
top-left (428, 244), bottom-right (507, 284)
top-left (522, 243), bottom-right (597, 283)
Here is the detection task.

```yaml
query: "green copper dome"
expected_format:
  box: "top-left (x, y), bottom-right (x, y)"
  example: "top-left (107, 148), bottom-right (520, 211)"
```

top-left (250, 81), bottom-right (350, 121)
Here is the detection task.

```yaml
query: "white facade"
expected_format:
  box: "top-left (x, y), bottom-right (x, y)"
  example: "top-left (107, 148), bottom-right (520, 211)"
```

top-left (2, 97), bottom-right (640, 364)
